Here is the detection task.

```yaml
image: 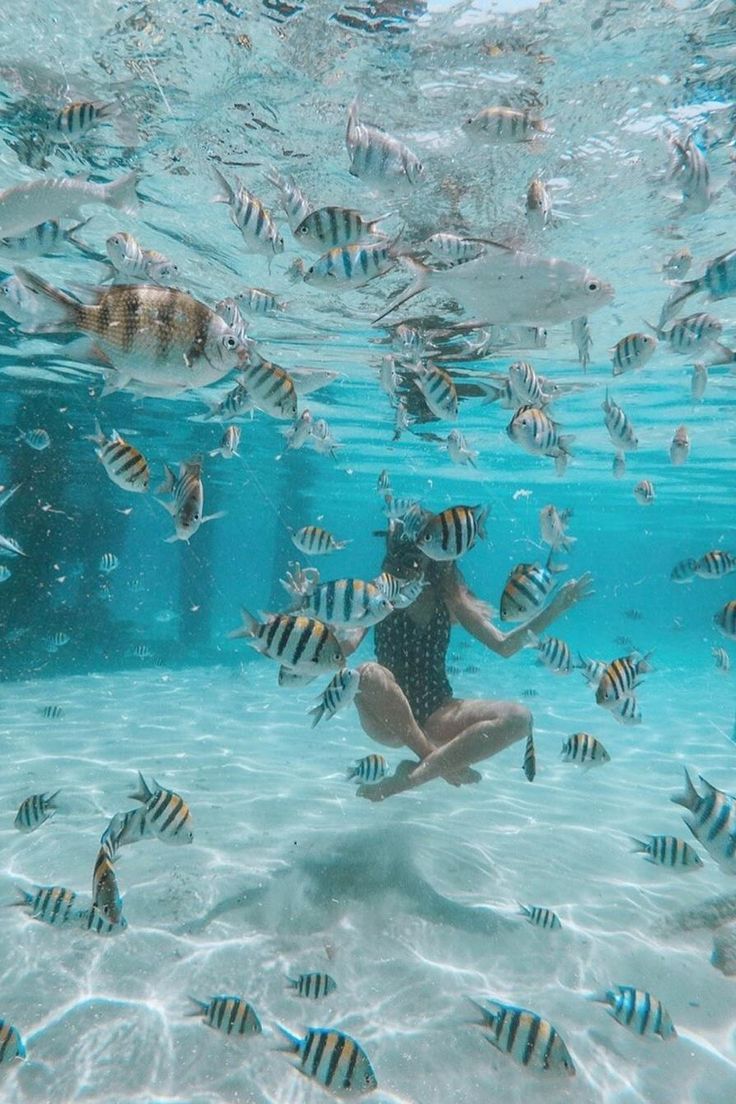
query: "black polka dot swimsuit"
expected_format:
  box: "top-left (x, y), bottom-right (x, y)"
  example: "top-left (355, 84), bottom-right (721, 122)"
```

top-left (375, 599), bottom-right (453, 726)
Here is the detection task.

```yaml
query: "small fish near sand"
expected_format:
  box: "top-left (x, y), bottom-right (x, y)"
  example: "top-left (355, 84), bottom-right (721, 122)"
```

top-left (286, 973), bottom-right (337, 999)
top-left (276, 1023), bottom-right (378, 1094)
top-left (14, 790), bottom-right (60, 832)
top-left (188, 995), bottom-right (262, 1036)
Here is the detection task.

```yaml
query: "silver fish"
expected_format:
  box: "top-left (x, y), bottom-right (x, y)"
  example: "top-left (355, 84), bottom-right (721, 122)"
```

top-left (469, 998), bottom-right (575, 1075)
top-left (0, 218), bottom-right (90, 260)
top-left (129, 772), bottom-right (194, 845)
top-left (309, 668), bottom-right (361, 726)
top-left (157, 456), bottom-right (223, 543)
top-left (294, 206), bottom-right (389, 252)
top-left (346, 100), bottom-right (423, 189)
top-left (105, 231), bottom-right (179, 285)
top-left (571, 316), bottom-right (592, 370)
top-left (0, 171), bottom-right (140, 238)
top-left (266, 168), bottom-right (313, 232)
top-left (539, 505), bottom-right (575, 552)
top-left (234, 286), bottom-right (286, 315)
top-left (464, 106), bottom-right (548, 143)
top-left (212, 167), bottom-right (284, 256)
top-left (14, 790), bottom-right (60, 832)
top-left (446, 429), bottom-right (478, 467)
top-left (376, 241), bottom-right (613, 327)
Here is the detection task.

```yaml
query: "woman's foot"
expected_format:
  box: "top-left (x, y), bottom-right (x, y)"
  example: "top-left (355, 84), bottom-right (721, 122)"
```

top-left (357, 760), bottom-right (418, 802)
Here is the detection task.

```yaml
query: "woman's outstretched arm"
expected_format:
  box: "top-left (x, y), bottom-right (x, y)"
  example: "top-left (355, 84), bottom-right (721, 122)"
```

top-left (446, 572), bottom-right (594, 658)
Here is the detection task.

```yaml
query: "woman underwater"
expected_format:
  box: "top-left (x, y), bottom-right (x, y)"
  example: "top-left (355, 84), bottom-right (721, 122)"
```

top-left (345, 515), bottom-right (593, 801)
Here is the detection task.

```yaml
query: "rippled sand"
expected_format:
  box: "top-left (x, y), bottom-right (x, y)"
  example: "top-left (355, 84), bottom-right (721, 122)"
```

top-left (0, 660), bottom-right (735, 1104)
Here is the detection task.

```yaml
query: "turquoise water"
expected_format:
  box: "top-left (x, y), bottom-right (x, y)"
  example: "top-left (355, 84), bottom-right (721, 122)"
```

top-left (1, 0), bottom-right (736, 1101)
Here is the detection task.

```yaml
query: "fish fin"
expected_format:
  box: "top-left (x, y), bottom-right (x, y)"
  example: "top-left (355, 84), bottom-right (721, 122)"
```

top-left (104, 170), bottom-right (141, 215)
top-left (671, 767), bottom-right (700, 812)
top-left (465, 996), bottom-right (498, 1025)
top-left (12, 886), bottom-right (33, 908)
top-left (285, 977), bottom-right (298, 989)
top-left (155, 498), bottom-right (176, 516)
top-left (128, 770), bottom-right (152, 805)
top-left (274, 1022), bottom-right (302, 1052)
top-left (100, 370), bottom-right (131, 398)
top-left (86, 418), bottom-right (106, 447)
top-left (643, 319), bottom-right (663, 338)
top-left (156, 465), bottom-right (177, 496)
top-left (586, 990), bottom-right (612, 1005)
top-left (164, 533), bottom-right (180, 543)
top-left (13, 266), bottom-right (82, 332)
top-left (697, 775), bottom-right (720, 797)
top-left (229, 608), bottom-right (259, 640)
top-left (474, 504), bottom-right (490, 541)
top-left (373, 256), bottom-right (430, 325)
top-left (45, 790), bottom-right (61, 807)
top-left (201, 510), bottom-right (226, 526)
top-left (629, 838), bottom-right (649, 853)
top-left (185, 996), bottom-right (209, 1016)
top-left (517, 902), bottom-right (531, 917)
top-left (210, 165), bottom-right (234, 204)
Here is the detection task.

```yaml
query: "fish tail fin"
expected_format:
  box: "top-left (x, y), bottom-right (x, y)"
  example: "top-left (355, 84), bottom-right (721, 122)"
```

top-left (156, 464), bottom-right (177, 496)
top-left (12, 886), bottom-right (33, 908)
top-left (63, 217), bottom-right (98, 257)
top-left (638, 649), bottom-right (655, 673)
top-left (671, 767), bottom-right (699, 812)
top-left (585, 990), bottom-right (612, 1005)
top-left (185, 996), bottom-right (209, 1016)
top-left (665, 277), bottom-right (700, 315)
top-left (475, 504), bottom-right (490, 541)
top-left (332, 538), bottom-right (351, 550)
top-left (370, 211), bottom-right (395, 232)
top-left (86, 418), bottom-right (106, 447)
top-left (104, 170), bottom-right (140, 215)
top-left (643, 319), bottom-right (663, 338)
top-left (285, 976), bottom-right (298, 989)
top-left (128, 770), bottom-right (152, 805)
top-left (372, 256), bottom-right (430, 325)
top-left (229, 608), bottom-right (259, 640)
top-left (211, 165), bottom-right (233, 204)
top-left (345, 763), bottom-right (358, 780)
top-left (274, 1022), bottom-right (301, 1052)
top-left (13, 266), bottom-right (83, 333)
top-left (559, 434), bottom-right (575, 455)
top-left (629, 837), bottom-right (648, 853)
top-left (309, 703), bottom-right (326, 729)
top-left (518, 902), bottom-right (531, 917)
top-left (46, 790), bottom-right (61, 807)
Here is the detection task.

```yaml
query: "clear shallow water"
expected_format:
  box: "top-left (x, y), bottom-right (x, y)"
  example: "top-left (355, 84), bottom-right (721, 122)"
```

top-left (1, 0), bottom-right (736, 1100)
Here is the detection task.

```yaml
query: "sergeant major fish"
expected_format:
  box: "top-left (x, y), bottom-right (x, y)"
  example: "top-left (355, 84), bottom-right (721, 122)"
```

top-left (596, 652), bottom-right (653, 707)
top-left (14, 790), bottom-right (59, 832)
top-left (468, 998), bottom-right (575, 1076)
top-left (294, 206), bottom-right (390, 252)
top-left (88, 421), bottom-right (150, 493)
top-left (560, 732), bottom-right (610, 766)
top-left (209, 425), bottom-right (241, 459)
top-left (535, 635), bottom-right (574, 674)
top-left (129, 772), bottom-right (194, 844)
top-left (507, 406), bottom-right (574, 475)
top-left (305, 239), bottom-right (399, 289)
top-left (611, 333), bottom-right (657, 375)
top-left (671, 769), bottom-right (736, 872)
top-left (630, 835), bottom-right (703, 871)
top-left (14, 884), bottom-right (84, 926)
top-left (230, 611), bottom-right (345, 675)
top-left (602, 390), bottom-right (638, 452)
top-left (92, 846), bottom-right (123, 924)
top-left (211, 167), bottom-right (284, 258)
top-left (348, 754), bottom-right (387, 782)
top-left (346, 100), bottom-right (424, 189)
top-left (290, 525), bottom-right (349, 556)
top-left (157, 456), bottom-right (224, 543)
top-left (412, 362), bottom-right (458, 420)
top-left (276, 1023), bottom-right (378, 1094)
top-left (519, 904), bottom-right (562, 930)
top-left (590, 986), bottom-right (676, 1040)
top-left (416, 504), bottom-right (488, 561)
top-left (309, 668), bottom-right (361, 726)
top-left (188, 995), bottom-right (262, 1036)
top-left (302, 579), bottom-right (393, 627)
top-left (105, 231), bottom-right (179, 286)
top-left (286, 973), bottom-right (337, 999)
top-left (266, 168), bottom-right (313, 232)
top-left (48, 99), bottom-right (121, 142)
top-left (500, 562), bottom-right (555, 622)
top-left (463, 106), bottom-right (548, 143)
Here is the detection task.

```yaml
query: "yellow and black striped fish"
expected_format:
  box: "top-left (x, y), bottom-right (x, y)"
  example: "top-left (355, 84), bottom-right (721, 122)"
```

top-left (591, 986), bottom-right (676, 1039)
top-left (286, 972), bottom-right (337, 999)
top-left (231, 611), bottom-right (345, 675)
top-left (695, 550), bottom-right (736, 578)
top-left (303, 579), bottom-right (393, 627)
top-left (294, 206), bottom-right (388, 252)
top-left (304, 239), bottom-right (398, 289)
top-left (92, 847), bottom-right (123, 924)
top-left (347, 753), bottom-right (387, 782)
top-left (80, 907), bottom-right (128, 936)
top-left (14, 884), bottom-right (83, 926)
top-left (416, 504), bottom-right (488, 562)
top-left (595, 652), bottom-right (653, 706)
top-left (469, 998), bottom-right (575, 1075)
top-left (500, 562), bottom-right (554, 622)
top-left (290, 525), bottom-right (349, 556)
top-left (188, 995), bottom-right (262, 1035)
top-left (715, 600), bottom-right (736, 640)
top-left (240, 357), bottom-right (297, 420)
top-left (128, 772), bottom-right (194, 845)
top-left (49, 100), bottom-right (117, 142)
top-left (630, 835), bottom-right (703, 870)
top-left (14, 790), bottom-right (59, 832)
top-left (536, 635), bottom-right (574, 674)
top-left (212, 167), bottom-right (284, 256)
top-left (611, 332), bottom-right (657, 375)
top-left (276, 1024), bottom-right (378, 1093)
top-left (88, 419), bottom-right (150, 494)
top-left (412, 362), bottom-right (458, 420)
top-left (560, 732), bottom-right (610, 766)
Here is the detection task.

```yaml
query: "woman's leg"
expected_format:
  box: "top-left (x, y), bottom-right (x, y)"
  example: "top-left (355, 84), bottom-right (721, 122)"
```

top-left (353, 661), bottom-right (436, 759)
top-left (357, 698), bottom-right (533, 801)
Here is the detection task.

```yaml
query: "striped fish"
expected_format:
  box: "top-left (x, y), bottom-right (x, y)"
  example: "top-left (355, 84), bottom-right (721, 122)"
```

top-left (188, 995), bottom-right (262, 1036)
top-left (80, 907), bottom-right (128, 935)
top-left (671, 769), bottom-right (736, 872)
top-left (596, 653), bottom-right (653, 707)
top-left (499, 562), bottom-right (554, 622)
top-left (0, 1019), bottom-right (26, 1063)
top-left (713, 647), bottom-right (731, 673)
top-left (17, 428), bottom-right (50, 450)
top-left (665, 246), bottom-right (736, 317)
top-left (507, 406), bottom-right (573, 474)
top-left (0, 218), bottom-right (89, 260)
top-left (100, 807), bottom-right (148, 859)
top-left (294, 206), bottom-right (388, 252)
top-left (303, 579), bottom-right (393, 627)
top-left (691, 361), bottom-right (708, 400)
top-left (128, 772), bottom-right (194, 845)
top-left (526, 178), bottom-right (553, 231)
top-left (284, 410), bottom-right (313, 450)
top-left (346, 100), bottom-right (423, 188)
top-left (561, 732), bottom-right (610, 766)
top-left (536, 636), bottom-right (574, 674)
top-left (305, 239), bottom-right (398, 289)
top-left (157, 456), bottom-right (223, 543)
top-left (291, 526), bottom-right (349, 556)
top-left (670, 558), bottom-right (697, 584)
top-left (661, 312), bottom-right (722, 353)
top-left (610, 694), bottom-right (641, 725)
top-left (670, 133), bottom-right (711, 210)
top-left (266, 168), bottom-right (313, 232)
top-left (662, 248), bottom-right (692, 279)
top-left (276, 1023), bottom-right (378, 1093)
top-left (715, 600), bottom-right (736, 640)
top-left (519, 904), bottom-right (562, 930)
top-left (373, 573), bottom-right (425, 610)
top-left (591, 986), bottom-right (676, 1040)
top-left (669, 425), bottom-right (689, 465)
top-left (240, 357), bottom-right (298, 420)
top-left (14, 790), bottom-right (59, 832)
top-left (463, 106), bottom-right (547, 142)
top-left (602, 390), bottom-right (638, 451)
top-left (231, 610), bottom-right (345, 675)
top-left (508, 360), bottom-right (550, 408)
top-left (377, 469), bottom-right (392, 495)
top-left (412, 362), bottom-right (458, 420)
top-left (416, 504), bottom-right (488, 562)
top-left (348, 754), bottom-right (387, 782)
top-left (309, 668), bottom-right (361, 727)
top-left (209, 425), bottom-right (241, 459)
top-left (633, 480), bottom-right (655, 506)
top-left (425, 233), bottom-right (484, 264)
top-left (469, 998), bottom-right (575, 1075)
top-left (105, 232), bottom-right (179, 286)
top-left (630, 836), bottom-right (703, 871)
top-left (88, 421), bottom-right (150, 493)
top-left (611, 333), bottom-right (657, 375)
top-left (522, 732), bottom-right (536, 782)
top-left (40, 705), bottom-right (64, 719)
top-left (234, 286), bottom-right (286, 315)
top-left (98, 552), bottom-right (119, 574)
top-left (214, 298), bottom-right (250, 347)
top-left (212, 167), bottom-right (284, 256)
top-left (612, 452), bottom-right (626, 479)
top-left (379, 354), bottom-right (399, 397)
top-left (14, 884), bottom-right (84, 926)
top-left (92, 847), bottom-right (123, 924)
top-left (49, 100), bottom-right (118, 142)
top-left (571, 315), bottom-right (592, 370)
top-left (203, 380), bottom-right (253, 422)
top-left (286, 973), bottom-right (337, 999)
top-left (695, 550), bottom-right (736, 578)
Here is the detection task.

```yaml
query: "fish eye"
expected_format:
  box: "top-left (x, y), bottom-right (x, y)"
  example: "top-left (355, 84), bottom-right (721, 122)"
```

top-left (587, 279), bottom-right (600, 291)
top-left (298, 224), bottom-right (309, 234)
top-left (224, 335), bottom-right (238, 349)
